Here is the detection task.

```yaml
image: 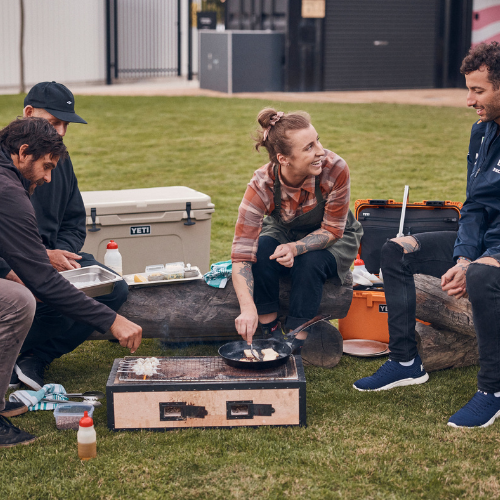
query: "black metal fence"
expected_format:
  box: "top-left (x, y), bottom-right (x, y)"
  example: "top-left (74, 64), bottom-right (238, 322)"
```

top-left (106, 0), bottom-right (181, 83)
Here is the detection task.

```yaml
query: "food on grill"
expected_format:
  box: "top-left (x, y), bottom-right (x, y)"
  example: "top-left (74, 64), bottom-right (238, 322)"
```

top-left (134, 274), bottom-right (148, 283)
top-left (238, 347), bottom-right (280, 362)
top-left (262, 348), bottom-right (279, 361)
top-left (132, 357), bottom-right (160, 376)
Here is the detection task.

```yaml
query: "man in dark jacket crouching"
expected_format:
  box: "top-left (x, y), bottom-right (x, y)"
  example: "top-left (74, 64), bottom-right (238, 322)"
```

top-left (0, 117), bottom-right (142, 447)
top-left (0, 82), bottom-right (129, 391)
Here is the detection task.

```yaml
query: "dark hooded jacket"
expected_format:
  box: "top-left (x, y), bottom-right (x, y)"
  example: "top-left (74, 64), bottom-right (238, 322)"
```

top-left (0, 145), bottom-right (116, 332)
top-left (0, 154), bottom-right (86, 277)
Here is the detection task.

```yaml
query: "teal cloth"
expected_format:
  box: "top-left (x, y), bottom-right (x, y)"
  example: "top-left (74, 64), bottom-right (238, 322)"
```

top-left (9, 383), bottom-right (69, 411)
top-left (203, 260), bottom-right (232, 288)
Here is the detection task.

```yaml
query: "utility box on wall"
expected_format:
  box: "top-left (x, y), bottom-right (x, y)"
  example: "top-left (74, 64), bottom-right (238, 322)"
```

top-left (199, 31), bottom-right (284, 93)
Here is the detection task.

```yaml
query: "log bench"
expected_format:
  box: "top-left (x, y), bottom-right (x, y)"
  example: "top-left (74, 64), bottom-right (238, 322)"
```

top-left (88, 273), bottom-right (353, 342)
top-left (415, 274), bottom-right (479, 372)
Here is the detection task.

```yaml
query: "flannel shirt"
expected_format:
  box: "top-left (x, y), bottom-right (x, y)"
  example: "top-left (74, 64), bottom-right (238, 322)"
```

top-left (231, 149), bottom-right (350, 263)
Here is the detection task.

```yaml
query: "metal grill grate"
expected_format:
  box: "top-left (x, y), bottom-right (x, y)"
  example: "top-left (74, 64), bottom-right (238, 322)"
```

top-left (117, 356), bottom-right (298, 383)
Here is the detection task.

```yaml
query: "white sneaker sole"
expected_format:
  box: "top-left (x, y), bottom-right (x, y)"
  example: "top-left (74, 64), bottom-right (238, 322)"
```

top-left (353, 372), bottom-right (429, 392)
top-left (14, 365), bottom-right (42, 391)
top-left (447, 408), bottom-right (500, 428)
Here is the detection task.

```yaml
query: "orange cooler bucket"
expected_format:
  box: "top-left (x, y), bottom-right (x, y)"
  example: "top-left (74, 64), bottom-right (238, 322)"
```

top-left (338, 290), bottom-right (389, 343)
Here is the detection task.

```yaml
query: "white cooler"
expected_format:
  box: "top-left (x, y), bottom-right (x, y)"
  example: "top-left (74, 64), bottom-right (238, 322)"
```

top-left (81, 186), bottom-right (215, 275)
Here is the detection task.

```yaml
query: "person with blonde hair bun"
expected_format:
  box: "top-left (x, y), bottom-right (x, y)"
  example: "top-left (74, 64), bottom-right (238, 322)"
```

top-left (231, 108), bottom-right (363, 367)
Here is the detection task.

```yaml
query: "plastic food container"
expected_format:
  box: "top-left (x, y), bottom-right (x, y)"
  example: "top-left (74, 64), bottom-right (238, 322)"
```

top-left (54, 404), bottom-right (95, 430)
top-left (164, 262), bottom-right (185, 280)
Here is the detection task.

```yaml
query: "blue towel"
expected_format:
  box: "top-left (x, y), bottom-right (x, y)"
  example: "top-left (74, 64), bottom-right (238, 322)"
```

top-left (203, 260), bottom-right (232, 288)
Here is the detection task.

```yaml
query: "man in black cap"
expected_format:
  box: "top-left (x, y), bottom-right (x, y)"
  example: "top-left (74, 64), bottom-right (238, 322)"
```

top-left (1, 82), bottom-right (129, 391)
top-left (0, 117), bottom-right (141, 447)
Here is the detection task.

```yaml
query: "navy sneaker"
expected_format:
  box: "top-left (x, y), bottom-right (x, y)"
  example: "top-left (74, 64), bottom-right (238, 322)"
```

top-left (448, 391), bottom-right (500, 428)
top-left (353, 355), bottom-right (429, 391)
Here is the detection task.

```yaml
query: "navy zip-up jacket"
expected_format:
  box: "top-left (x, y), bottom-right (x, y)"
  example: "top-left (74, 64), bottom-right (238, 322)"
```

top-left (454, 119), bottom-right (500, 261)
top-left (0, 145), bottom-right (116, 333)
top-left (0, 155), bottom-right (86, 278)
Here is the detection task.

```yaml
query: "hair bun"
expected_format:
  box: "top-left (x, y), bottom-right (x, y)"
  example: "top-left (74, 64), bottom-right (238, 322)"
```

top-left (257, 108), bottom-right (278, 129)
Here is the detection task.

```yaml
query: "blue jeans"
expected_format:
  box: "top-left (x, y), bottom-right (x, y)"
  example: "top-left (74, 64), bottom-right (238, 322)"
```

top-left (380, 231), bottom-right (456, 362)
top-left (252, 236), bottom-right (338, 331)
top-left (19, 252), bottom-right (128, 364)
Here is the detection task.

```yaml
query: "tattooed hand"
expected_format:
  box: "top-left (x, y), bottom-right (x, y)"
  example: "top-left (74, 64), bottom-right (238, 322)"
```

top-left (270, 243), bottom-right (296, 267)
top-left (441, 260), bottom-right (471, 299)
top-left (271, 229), bottom-right (335, 267)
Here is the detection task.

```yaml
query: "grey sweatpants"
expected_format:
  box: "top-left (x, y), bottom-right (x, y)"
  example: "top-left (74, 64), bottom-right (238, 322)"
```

top-left (0, 279), bottom-right (36, 411)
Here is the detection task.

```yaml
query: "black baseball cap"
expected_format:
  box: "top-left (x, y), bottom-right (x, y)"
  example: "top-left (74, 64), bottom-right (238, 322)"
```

top-left (24, 81), bottom-right (87, 124)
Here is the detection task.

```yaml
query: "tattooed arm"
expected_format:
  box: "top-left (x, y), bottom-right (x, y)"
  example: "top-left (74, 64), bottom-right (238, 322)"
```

top-left (232, 261), bottom-right (259, 344)
top-left (270, 228), bottom-right (336, 268)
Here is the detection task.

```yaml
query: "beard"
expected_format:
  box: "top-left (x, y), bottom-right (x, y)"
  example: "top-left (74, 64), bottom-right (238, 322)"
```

top-left (19, 159), bottom-right (44, 194)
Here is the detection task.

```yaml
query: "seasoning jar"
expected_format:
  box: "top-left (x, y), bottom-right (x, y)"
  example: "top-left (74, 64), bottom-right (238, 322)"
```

top-left (104, 240), bottom-right (123, 275)
top-left (77, 411), bottom-right (97, 460)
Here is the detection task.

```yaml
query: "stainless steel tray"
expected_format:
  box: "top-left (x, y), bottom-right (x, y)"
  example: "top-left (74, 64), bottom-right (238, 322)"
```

top-left (59, 265), bottom-right (123, 298)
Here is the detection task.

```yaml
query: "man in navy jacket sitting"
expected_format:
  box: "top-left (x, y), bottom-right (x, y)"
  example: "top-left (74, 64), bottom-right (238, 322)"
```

top-left (0, 82), bottom-right (129, 391)
top-left (354, 42), bottom-right (500, 429)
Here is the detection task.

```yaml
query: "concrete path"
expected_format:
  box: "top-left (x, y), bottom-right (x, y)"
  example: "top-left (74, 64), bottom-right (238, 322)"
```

top-left (2, 76), bottom-right (467, 107)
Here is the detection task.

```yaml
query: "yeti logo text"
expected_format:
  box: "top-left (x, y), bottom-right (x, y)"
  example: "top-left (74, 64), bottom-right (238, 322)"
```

top-left (130, 225), bottom-right (151, 235)
top-left (494, 168), bottom-right (500, 174)
top-left (379, 305), bottom-right (388, 313)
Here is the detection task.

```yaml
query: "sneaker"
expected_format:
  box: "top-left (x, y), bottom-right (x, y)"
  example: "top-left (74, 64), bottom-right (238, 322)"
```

top-left (15, 354), bottom-right (47, 391)
top-left (0, 415), bottom-right (36, 448)
top-left (8, 371), bottom-right (20, 390)
top-left (353, 354), bottom-right (429, 391)
top-left (0, 401), bottom-right (28, 418)
top-left (448, 391), bottom-right (500, 428)
top-left (260, 320), bottom-right (285, 341)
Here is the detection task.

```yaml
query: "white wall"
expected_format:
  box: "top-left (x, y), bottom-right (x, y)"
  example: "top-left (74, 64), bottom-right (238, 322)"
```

top-left (0, 0), bottom-right (106, 89)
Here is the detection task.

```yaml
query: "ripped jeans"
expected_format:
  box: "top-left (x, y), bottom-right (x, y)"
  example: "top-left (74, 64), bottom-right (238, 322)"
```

top-left (381, 230), bottom-right (500, 392)
top-left (380, 231), bottom-right (457, 362)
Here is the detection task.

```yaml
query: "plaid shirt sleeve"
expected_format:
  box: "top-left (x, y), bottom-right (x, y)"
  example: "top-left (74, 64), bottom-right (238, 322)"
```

top-left (231, 166), bottom-right (274, 263)
top-left (320, 151), bottom-right (351, 238)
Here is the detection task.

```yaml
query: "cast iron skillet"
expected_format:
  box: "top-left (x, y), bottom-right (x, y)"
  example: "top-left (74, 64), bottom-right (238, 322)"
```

top-left (218, 338), bottom-right (292, 370)
top-left (219, 314), bottom-right (330, 370)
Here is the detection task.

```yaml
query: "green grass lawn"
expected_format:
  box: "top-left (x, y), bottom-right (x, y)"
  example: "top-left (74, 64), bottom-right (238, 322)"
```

top-left (0, 94), bottom-right (497, 500)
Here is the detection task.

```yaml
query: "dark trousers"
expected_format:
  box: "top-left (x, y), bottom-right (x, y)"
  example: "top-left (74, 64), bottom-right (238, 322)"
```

top-left (20, 252), bottom-right (128, 365)
top-left (380, 231), bottom-right (456, 362)
top-left (252, 236), bottom-right (338, 331)
top-left (467, 259), bottom-right (500, 393)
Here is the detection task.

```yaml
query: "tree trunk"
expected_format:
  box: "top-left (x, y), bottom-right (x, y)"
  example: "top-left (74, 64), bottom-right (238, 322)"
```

top-left (89, 273), bottom-right (353, 342)
top-left (415, 274), bottom-right (475, 337)
top-left (416, 322), bottom-right (479, 372)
